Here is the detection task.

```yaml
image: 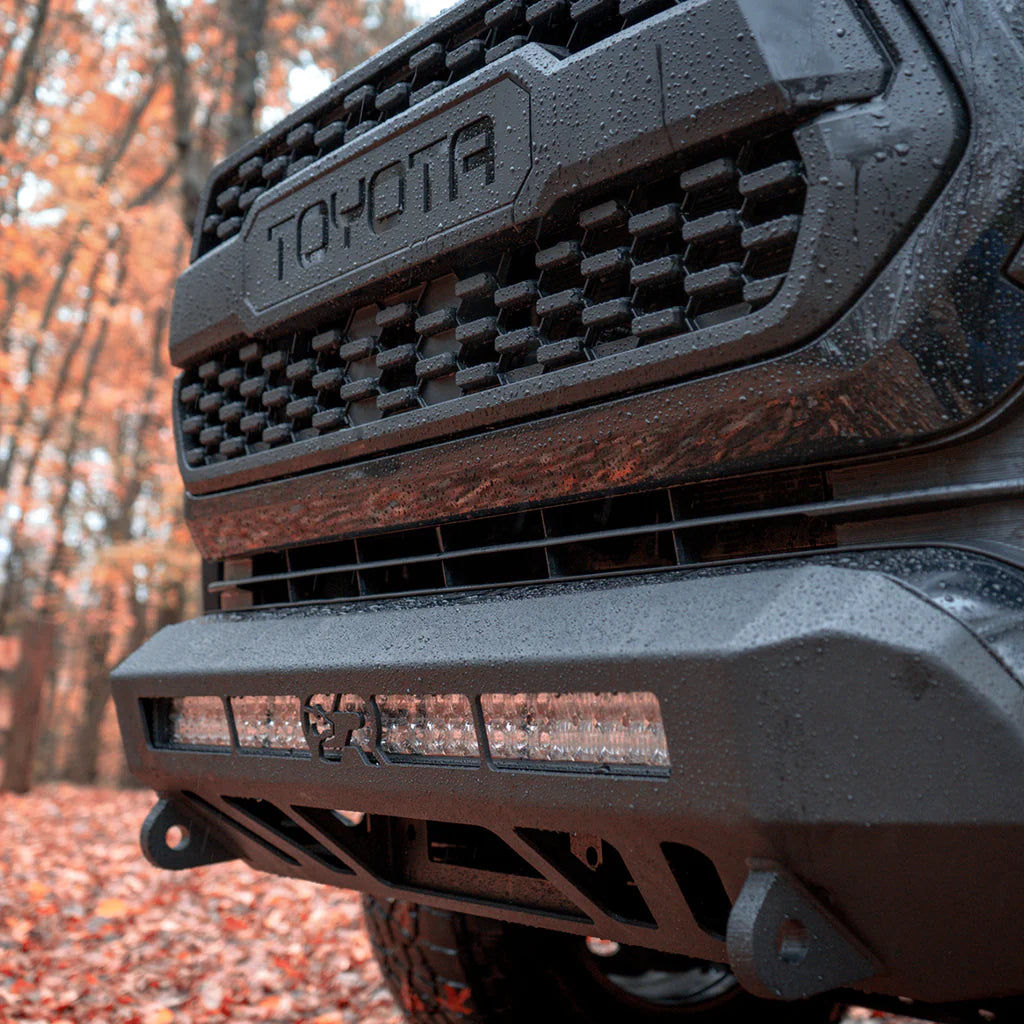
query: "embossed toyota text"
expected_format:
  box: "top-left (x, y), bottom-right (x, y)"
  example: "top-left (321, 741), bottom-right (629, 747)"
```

top-left (241, 80), bottom-right (529, 312)
top-left (266, 117), bottom-right (495, 282)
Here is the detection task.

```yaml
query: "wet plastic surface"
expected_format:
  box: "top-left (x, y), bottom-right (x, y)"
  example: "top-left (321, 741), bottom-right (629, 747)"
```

top-left (114, 552), bottom-right (1024, 1003)
top-left (168, 0), bottom-right (1024, 499)
top-left (116, 0), bottom-right (1024, 1013)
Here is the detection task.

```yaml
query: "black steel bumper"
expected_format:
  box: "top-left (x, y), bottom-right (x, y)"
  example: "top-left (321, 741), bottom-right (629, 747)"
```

top-left (113, 553), bottom-right (1024, 1004)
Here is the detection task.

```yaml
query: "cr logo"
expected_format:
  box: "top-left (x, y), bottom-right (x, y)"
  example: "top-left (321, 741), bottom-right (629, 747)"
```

top-left (301, 695), bottom-right (377, 763)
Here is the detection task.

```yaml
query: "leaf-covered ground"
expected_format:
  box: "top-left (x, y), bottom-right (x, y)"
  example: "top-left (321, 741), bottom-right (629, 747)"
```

top-left (0, 785), bottom-right (917, 1023)
top-left (0, 786), bottom-right (401, 1024)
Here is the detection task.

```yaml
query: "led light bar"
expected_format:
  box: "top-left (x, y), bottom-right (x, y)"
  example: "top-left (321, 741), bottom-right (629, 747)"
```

top-left (166, 696), bottom-right (231, 747)
top-left (154, 690), bottom-right (669, 768)
top-left (377, 694), bottom-right (479, 758)
top-left (480, 692), bottom-right (670, 767)
top-left (231, 695), bottom-right (306, 751)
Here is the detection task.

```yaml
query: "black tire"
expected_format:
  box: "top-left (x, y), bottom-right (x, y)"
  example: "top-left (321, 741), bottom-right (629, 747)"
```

top-left (362, 895), bottom-right (845, 1024)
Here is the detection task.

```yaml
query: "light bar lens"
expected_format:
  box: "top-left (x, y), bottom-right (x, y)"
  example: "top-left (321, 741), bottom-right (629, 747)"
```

top-left (480, 692), bottom-right (670, 767)
top-left (378, 694), bottom-right (479, 758)
top-left (157, 691), bottom-right (669, 768)
top-left (231, 695), bottom-right (306, 751)
top-left (167, 696), bottom-right (231, 747)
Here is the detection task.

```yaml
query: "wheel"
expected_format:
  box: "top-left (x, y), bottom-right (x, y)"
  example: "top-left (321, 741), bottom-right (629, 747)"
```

top-left (362, 895), bottom-right (845, 1024)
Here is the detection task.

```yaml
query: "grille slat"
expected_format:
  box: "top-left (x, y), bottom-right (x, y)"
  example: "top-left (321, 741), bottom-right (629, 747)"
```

top-left (180, 132), bottom-right (807, 467)
top-left (213, 469), bottom-right (1023, 613)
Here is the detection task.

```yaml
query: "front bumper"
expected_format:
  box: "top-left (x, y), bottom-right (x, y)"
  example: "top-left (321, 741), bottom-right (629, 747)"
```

top-left (114, 553), bottom-right (1024, 1003)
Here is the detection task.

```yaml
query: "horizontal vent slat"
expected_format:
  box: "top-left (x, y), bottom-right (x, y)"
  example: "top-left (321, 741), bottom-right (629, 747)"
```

top-left (210, 473), bottom-right (1024, 612)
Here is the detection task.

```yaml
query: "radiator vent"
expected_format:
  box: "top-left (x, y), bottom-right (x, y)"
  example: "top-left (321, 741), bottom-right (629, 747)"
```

top-left (209, 467), bottom-right (835, 610)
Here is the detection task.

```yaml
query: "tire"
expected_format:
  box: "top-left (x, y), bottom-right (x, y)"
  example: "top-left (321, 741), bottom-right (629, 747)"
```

top-left (362, 895), bottom-right (845, 1024)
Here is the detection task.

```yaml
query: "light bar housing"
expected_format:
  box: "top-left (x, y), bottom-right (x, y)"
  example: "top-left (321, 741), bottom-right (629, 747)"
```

top-left (159, 690), bottom-right (668, 769)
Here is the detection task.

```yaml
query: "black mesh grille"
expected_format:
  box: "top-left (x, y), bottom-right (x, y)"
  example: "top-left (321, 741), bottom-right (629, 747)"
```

top-left (197, 0), bottom-right (682, 257)
top-left (209, 467), bottom-right (836, 610)
top-left (180, 132), bottom-right (806, 468)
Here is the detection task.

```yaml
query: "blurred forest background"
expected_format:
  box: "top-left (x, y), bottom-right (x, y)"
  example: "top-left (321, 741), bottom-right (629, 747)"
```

top-left (0, 0), bottom-right (415, 793)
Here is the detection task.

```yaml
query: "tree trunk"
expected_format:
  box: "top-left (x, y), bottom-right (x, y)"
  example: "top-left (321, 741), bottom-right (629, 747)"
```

top-left (0, 222), bottom-right (86, 492)
top-left (63, 594), bottom-right (117, 784)
top-left (1, 615), bottom-right (55, 793)
top-left (62, 667), bottom-right (111, 785)
top-left (226, 0), bottom-right (268, 154)
top-left (154, 0), bottom-right (270, 229)
top-left (1, 240), bottom-right (127, 792)
top-left (0, 0), bottom-right (50, 143)
top-left (0, 236), bottom-right (111, 633)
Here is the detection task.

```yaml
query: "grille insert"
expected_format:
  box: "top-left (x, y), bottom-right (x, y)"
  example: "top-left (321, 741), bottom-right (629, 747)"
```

top-left (180, 132), bottom-right (806, 468)
top-left (197, 0), bottom-right (682, 257)
top-left (211, 468), bottom-right (836, 610)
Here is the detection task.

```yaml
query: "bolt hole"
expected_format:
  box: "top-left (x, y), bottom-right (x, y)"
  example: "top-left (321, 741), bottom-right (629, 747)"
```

top-left (776, 918), bottom-right (809, 965)
top-left (585, 845), bottom-right (600, 868)
top-left (165, 824), bottom-right (190, 852)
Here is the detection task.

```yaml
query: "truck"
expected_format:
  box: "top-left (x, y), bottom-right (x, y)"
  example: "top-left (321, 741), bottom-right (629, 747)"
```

top-left (112, 0), bottom-right (1024, 1020)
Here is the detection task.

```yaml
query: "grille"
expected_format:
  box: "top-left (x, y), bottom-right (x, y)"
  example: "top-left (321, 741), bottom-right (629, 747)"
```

top-left (180, 132), bottom-right (806, 468)
top-left (197, 0), bottom-right (686, 258)
top-left (210, 467), bottom-right (836, 610)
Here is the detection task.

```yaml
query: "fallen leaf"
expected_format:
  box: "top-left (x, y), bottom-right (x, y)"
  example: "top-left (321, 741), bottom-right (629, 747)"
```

top-left (94, 898), bottom-right (131, 919)
top-left (0, 784), bottom-right (900, 1024)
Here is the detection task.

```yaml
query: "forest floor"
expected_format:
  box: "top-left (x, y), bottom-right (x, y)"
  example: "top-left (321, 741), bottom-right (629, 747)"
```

top-left (0, 785), bottom-right (920, 1024)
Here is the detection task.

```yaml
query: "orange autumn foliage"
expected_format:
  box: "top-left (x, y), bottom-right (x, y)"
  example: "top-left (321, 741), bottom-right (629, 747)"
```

top-left (0, 0), bottom-right (415, 791)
